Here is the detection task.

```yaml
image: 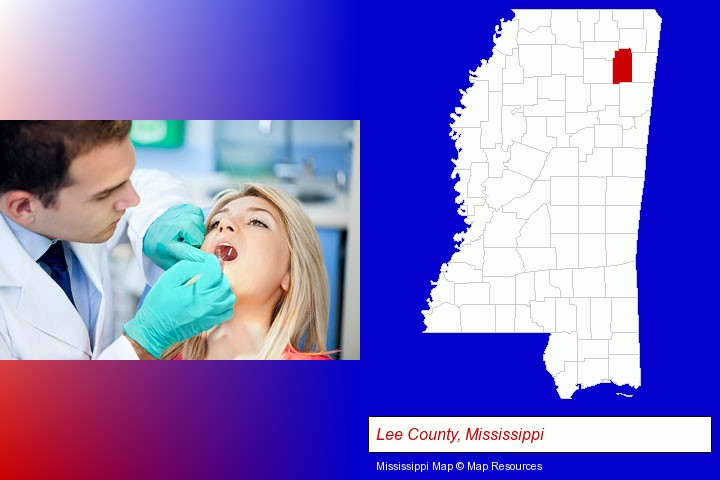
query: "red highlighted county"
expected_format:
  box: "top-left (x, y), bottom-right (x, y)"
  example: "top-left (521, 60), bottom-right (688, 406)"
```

top-left (613, 48), bottom-right (632, 84)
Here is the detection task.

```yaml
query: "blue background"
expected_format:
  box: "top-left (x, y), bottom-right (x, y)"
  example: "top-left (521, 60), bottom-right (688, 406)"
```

top-left (0, 0), bottom-right (717, 479)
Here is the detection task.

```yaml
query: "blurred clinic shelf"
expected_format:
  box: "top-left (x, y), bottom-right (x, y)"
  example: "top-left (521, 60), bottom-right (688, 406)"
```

top-left (178, 172), bottom-right (350, 229)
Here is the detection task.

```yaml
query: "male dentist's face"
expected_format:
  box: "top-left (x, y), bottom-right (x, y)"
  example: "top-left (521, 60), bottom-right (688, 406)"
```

top-left (33, 137), bottom-right (140, 243)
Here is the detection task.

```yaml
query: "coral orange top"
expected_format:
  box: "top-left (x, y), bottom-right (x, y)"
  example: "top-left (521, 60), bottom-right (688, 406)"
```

top-left (281, 345), bottom-right (332, 360)
top-left (173, 345), bottom-right (332, 360)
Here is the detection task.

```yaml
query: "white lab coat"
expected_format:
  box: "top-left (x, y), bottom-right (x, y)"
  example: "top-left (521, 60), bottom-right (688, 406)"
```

top-left (0, 169), bottom-right (192, 360)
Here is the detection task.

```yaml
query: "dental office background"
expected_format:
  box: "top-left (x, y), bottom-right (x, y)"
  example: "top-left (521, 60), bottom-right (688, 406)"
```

top-left (111, 120), bottom-right (360, 359)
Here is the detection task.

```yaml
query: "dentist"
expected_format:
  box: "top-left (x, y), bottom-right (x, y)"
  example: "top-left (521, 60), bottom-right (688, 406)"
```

top-left (0, 121), bottom-right (235, 359)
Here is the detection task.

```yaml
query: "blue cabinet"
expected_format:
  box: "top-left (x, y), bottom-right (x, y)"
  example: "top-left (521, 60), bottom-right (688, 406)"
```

top-left (316, 227), bottom-right (343, 352)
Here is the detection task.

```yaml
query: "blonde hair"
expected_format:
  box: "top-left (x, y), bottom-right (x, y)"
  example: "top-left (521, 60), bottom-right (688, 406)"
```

top-left (161, 183), bottom-right (330, 360)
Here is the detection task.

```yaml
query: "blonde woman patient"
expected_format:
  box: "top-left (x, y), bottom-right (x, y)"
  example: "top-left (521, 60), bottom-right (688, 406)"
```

top-left (162, 184), bottom-right (332, 360)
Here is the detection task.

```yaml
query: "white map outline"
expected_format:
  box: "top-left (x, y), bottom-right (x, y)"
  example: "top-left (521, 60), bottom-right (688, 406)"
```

top-left (422, 9), bottom-right (661, 399)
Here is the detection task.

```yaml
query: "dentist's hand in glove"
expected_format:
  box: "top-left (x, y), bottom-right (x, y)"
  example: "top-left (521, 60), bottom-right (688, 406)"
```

top-left (143, 204), bottom-right (207, 271)
top-left (123, 253), bottom-right (235, 359)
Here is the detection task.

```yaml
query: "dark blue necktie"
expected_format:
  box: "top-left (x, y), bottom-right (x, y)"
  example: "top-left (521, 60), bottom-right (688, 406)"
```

top-left (38, 241), bottom-right (76, 307)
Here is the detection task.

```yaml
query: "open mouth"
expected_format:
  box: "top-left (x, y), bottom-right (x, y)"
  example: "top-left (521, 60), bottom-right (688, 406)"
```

top-left (214, 243), bottom-right (238, 262)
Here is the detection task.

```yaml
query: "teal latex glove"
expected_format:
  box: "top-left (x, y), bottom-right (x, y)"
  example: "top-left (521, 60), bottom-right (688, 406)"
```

top-left (123, 254), bottom-right (236, 358)
top-left (143, 204), bottom-right (207, 271)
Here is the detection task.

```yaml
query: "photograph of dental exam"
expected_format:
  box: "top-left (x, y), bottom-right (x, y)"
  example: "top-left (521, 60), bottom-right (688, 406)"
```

top-left (0, 120), bottom-right (359, 360)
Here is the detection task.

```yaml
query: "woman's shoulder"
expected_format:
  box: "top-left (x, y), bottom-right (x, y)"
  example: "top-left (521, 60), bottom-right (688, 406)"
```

top-left (281, 345), bottom-right (333, 360)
